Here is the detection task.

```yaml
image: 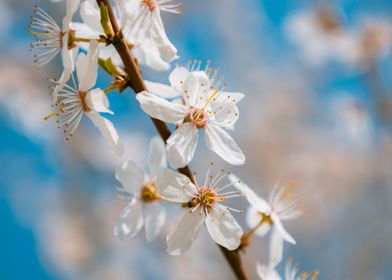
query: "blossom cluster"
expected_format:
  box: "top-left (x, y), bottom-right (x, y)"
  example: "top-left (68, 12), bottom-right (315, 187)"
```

top-left (28, 0), bottom-right (317, 278)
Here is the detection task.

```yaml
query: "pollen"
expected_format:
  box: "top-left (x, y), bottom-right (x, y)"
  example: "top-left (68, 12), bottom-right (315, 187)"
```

top-left (140, 182), bottom-right (159, 203)
top-left (185, 108), bottom-right (208, 128)
top-left (196, 187), bottom-right (224, 212)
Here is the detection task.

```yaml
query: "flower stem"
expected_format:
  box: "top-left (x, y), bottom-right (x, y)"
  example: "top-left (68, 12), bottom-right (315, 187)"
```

top-left (95, 1), bottom-right (249, 279)
top-left (73, 37), bottom-right (107, 43)
top-left (102, 84), bottom-right (117, 94)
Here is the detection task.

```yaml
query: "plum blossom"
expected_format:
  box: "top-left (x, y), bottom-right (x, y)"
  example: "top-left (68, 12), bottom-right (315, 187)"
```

top-left (257, 257), bottom-right (319, 280)
top-left (157, 165), bottom-right (243, 255)
top-left (119, 0), bottom-right (180, 64)
top-left (28, 0), bottom-right (81, 102)
top-left (45, 40), bottom-right (124, 156)
top-left (114, 137), bottom-right (167, 241)
top-left (72, 0), bottom-right (179, 70)
top-left (284, 7), bottom-right (353, 66)
top-left (229, 175), bottom-right (302, 268)
top-left (137, 62), bottom-right (245, 168)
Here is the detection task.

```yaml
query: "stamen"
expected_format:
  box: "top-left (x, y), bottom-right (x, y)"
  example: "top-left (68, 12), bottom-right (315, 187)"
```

top-left (44, 108), bottom-right (64, 120)
top-left (203, 162), bottom-right (214, 187)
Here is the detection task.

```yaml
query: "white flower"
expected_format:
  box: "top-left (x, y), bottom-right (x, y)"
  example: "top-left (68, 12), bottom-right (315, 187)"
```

top-left (339, 19), bottom-right (392, 67)
top-left (229, 175), bottom-right (302, 268)
top-left (257, 258), bottom-right (319, 280)
top-left (157, 165), bottom-right (243, 255)
top-left (72, 0), bottom-right (179, 71)
top-left (114, 137), bottom-right (167, 241)
top-left (46, 40), bottom-right (124, 156)
top-left (28, 1), bottom-right (80, 102)
top-left (284, 8), bottom-right (351, 66)
top-left (137, 62), bottom-right (245, 168)
top-left (119, 0), bottom-right (180, 63)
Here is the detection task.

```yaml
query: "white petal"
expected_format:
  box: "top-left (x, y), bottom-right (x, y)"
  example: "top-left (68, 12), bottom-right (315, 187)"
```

top-left (228, 174), bottom-right (270, 213)
top-left (211, 104), bottom-right (240, 129)
top-left (76, 40), bottom-right (99, 91)
top-left (156, 167), bottom-right (197, 203)
top-left (115, 160), bottom-right (145, 194)
top-left (271, 213), bottom-right (296, 244)
top-left (52, 68), bottom-right (71, 104)
top-left (246, 207), bottom-right (271, 237)
top-left (214, 91), bottom-right (245, 105)
top-left (167, 123), bottom-right (198, 168)
top-left (144, 203), bottom-right (166, 242)
top-left (71, 22), bottom-right (100, 38)
top-left (147, 136), bottom-right (166, 179)
top-left (144, 80), bottom-right (181, 98)
top-left (61, 33), bottom-right (74, 70)
top-left (269, 226), bottom-right (284, 269)
top-left (151, 16), bottom-right (178, 62)
top-left (113, 198), bottom-right (143, 240)
top-left (183, 71), bottom-right (211, 107)
top-left (86, 112), bottom-right (124, 156)
top-left (136, 91), bottom-right (188, 123)
top-left (85, 89), bottom-right (113, 114)
top-left (205, 124), bottom-right (245, 165)
top-left (62, 0), bottom-right (80, 28)
top-left (79, 0), bottom-right (102, 32)
top-left (132, 40), bottom-right (170, 71)
top-left (166, 210), bottom-right (205, 255)
top-left (256, 263), bottom-right (281, 280)
top-left (205, 205), bottom-right (243, 250)
top-left (169, 67), bottom-right (190, 91)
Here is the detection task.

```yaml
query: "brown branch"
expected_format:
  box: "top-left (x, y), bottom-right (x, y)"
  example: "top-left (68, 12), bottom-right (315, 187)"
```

top-left (95, 1), bottom-right (248, 279)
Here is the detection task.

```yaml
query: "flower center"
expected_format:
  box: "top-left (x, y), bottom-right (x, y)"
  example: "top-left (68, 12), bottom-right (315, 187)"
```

top-left (196, 187), bottom-right (224, 212)
top-left (185, 108), bottom-right (208, 128)
top-left (140, 182), bottom-right (158, 203)
top-left (142, 0), bottom-right (157, 12)
top-left (78, 91), bottom-right (91, 112)
top-left (258, 212), bottom-right (273, 225)
top-left (361, 26), bottom-right (388, 57)
top-left (316, 8), bottom-right (341, 33)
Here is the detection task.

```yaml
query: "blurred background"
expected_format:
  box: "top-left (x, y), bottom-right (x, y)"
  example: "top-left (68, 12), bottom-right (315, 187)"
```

top-left (1, 0), bottom-right (392, 279)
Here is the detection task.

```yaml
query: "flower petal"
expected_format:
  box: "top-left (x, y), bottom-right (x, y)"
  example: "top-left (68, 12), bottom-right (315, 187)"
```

top-left (205, 205), bottom-right (243, 250)
top-left (62, 0), bottom-right (80, 28)
top-left (183, 71), bottom-right (210, 107)
top-left (147, 136), bottom-right (166, 180)
top-left (156, 167), bottom-right (197, 203)
top-left (229, 174), bottom-right (270, 213)
top-left (85, 89), bottom-right (113, 114)
top-left (167, 123), bottom-right (198, 168)
top-left (113, 198), bottom-right (143, 240)
top-left (256, 263), bottom-right (281, 280)
top-left (166, 210), bottom-right (205, 255)
top-left (86, 112), bottom-right (124, 156)
top-left (61, 33), bottom-right (75, 70)
top-left (269, 226), bottom-right (284, 269)
top-left (76, 40), bottom-right (99, 91)
top-left (115, 160), bottom-right (145, 194)
top-left (136, 91), bottom-right (188, 123)
top-left (211, 104), bottom-right (240, 129)
top-left (151, 16), bottom-right (178, 62)
top-left (271, 213), bottom-right (296, 244)
top-left (144, 202), bottom-right (166, 242)
top-left (53, 68), bottom-right (71, 104)
top-left (79, 0), bottom-right (102, 32)
top-left (169, 67), bottom-right (190, 91)
top-left (205, 124), bottom-right (245, 165)
top-left (144, 80), bottom-right (181, 98)
top-left (246, 207), bottom-right (271, 237)
top-left (132, 40), bottom-right (171, 71)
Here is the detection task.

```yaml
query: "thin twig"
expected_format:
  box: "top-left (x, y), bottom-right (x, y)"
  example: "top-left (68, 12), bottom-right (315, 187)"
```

top-left (95, 0), bottom-right (248, 279)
